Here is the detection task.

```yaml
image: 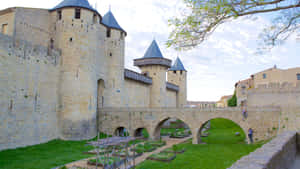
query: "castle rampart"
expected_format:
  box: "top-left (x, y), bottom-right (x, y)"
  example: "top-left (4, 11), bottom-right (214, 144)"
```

top-left (0, 33), bottom-right (61, 150)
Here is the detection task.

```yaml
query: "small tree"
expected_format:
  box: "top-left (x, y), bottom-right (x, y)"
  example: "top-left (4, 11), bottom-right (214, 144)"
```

top-left (227, 91), bottom-right (237, 107)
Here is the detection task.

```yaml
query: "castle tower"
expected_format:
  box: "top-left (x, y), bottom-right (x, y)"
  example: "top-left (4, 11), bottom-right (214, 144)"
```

top-left (134, 40), bottom-right (172, 107)
top-left (49, 0), bottom-right (103, 140)
top-left (167, 57), bottom-right (187, 107)
top-left (102, 10), bottom-right (127, 107)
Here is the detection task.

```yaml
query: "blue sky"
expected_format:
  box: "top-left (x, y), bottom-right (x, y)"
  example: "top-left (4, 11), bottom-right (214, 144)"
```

top-left (1, 0), bottom-right (299, 101)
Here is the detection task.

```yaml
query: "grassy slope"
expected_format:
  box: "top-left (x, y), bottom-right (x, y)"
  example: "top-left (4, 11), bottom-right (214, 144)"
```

top-left (0, 138), bottom-right (98, 169)
top-left (137, 118), bottom-right (263, 169)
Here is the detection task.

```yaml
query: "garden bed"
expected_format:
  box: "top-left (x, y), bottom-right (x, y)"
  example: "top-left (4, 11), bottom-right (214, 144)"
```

top-left (112, 149), bottom-right (143, 158)
top-left (146, 152), bottom-right (176, 162)
top-left (147, 140), bottom-right (166, 147)
top-left (87, 156), bottom-right (124, 168)
top-left (162, 147), bottom-right (186, 154)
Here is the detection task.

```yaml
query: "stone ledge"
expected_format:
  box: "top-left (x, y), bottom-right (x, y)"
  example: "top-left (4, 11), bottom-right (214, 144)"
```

top-left (228, 131), bottom-right (297, 169)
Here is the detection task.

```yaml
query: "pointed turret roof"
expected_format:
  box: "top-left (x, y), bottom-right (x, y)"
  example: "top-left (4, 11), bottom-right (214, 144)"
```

top-left (102, 11), bottom-right (125, 32)
top-left (169, 57), bottom-right (186, 71)
top-left (51, 0), bottom-right (96, 12)
top-left (143, 40), bottom-right (164, 58)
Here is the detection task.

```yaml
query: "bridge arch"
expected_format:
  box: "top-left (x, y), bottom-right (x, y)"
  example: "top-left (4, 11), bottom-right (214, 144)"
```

top-left (151, 116), bottom-right (192, 140)
top-left (114, 126), bottom-right (129, 137)
top-left (133, 127), bottom-right (150, 138)
top-left (195, 117), bottom-right (248, 144)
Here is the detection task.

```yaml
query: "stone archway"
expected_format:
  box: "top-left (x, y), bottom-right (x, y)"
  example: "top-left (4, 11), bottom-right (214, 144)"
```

top-left (115, 126), bottom-right (129, 137)
top-left (195, 118), bottom-right (247, 144)
top-left (134, 127), bottom-right (149, 138)
top-left (151, 116), bottom-right (192, 140)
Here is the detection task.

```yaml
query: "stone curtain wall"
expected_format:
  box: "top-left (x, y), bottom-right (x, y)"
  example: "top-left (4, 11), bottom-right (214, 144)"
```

top-left (0, 33), bottom-right (61, 151)
top-left (247, 83), bottom-right (300, 133)
top-left (123, 79), bottom-right (150, 107)
top-left (228, 131), bottom-right (299, 169)
top-left (98, 106), bottom-right (281, 144)
top-left (166, 90), bottom-right (177, 107)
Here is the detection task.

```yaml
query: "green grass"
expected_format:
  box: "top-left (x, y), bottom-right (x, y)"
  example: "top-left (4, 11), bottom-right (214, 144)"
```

top-left (149, 152), bottom-right (175, 160)
top-left (160, 128), bottom-right (185, 135)
top-left (137, 118), bottom-right (265, 169)
top-left (0, 133), bottom-right (111, 169)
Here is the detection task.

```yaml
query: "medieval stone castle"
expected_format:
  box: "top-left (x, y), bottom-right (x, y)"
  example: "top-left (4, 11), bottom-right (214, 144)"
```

top-left (0, 0), bottom-right (188, 150)
top-left (1, 0), bottom-right (300, 154)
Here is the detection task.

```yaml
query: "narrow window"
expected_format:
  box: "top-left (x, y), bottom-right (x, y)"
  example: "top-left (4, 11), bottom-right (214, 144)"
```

top-left (109, 52), bottom-right (112, 56)
top-left (2, 24), bottom-right (8, 34)
top-left (93, 13), bottom-right (97, 24)
top-left (180, 70), bottom-right (183, 74)
top-left (50, 38), bottom-right (54, 49)
top-left (263, 73), bottom-right (267, 79)
top-left (57, 10), bottom-right (62, 20)
top-left (106, 28), bottom-right (111, 38)
top-left (297, 73), bottom-right (300, 80)
top-left (173, 70), bottom-right (176, 74)
top-left (75, 8), bottom-right (81, 19)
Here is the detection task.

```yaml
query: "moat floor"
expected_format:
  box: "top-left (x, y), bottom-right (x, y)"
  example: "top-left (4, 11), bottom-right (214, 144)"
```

top-left (290, 153), bottom-right (300, 169)
top-left (63, 137), bottom-right (191, 169)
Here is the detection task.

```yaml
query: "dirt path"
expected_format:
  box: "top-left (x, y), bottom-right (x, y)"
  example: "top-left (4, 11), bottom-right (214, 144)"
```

top-left (62, 137), bottom-right (191, 169)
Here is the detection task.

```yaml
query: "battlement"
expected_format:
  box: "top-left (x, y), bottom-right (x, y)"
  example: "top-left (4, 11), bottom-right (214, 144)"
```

top-left (0, 33), bottom-right (61, 66)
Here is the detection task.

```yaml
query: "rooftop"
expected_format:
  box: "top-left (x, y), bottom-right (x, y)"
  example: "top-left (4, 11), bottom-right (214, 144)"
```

top-left (102, 10), bottom-right (125, 32)
top-left (51, 0), bottom-right (97, 12)
top-left (143, 40), bottom-right (164, 58)
top-left (169, 57), bottom-right (186, 71)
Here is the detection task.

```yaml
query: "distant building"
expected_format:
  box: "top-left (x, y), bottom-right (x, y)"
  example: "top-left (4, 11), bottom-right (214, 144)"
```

top-left (216, 95), bottom-right (232, 108)
top-left (235, 65), bottom-right (300, 106)
top-left (187, 101), bottom-right (216, 108)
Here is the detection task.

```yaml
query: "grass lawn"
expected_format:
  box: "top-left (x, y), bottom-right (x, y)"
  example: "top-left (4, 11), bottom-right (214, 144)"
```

top-left (0, 133), bottom-right (111, 169)
top-left (160, 128), bottom-right (185, 135)
top-left (137, 118), bottom-right (265, 169)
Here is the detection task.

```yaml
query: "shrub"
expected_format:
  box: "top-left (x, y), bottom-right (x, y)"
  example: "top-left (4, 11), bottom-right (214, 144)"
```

top-left (227, 91), bottom-right (237, 107)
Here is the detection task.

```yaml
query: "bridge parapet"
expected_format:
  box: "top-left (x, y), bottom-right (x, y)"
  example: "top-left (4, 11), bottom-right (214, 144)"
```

top-left (99, 106), bottom-right (281, 113)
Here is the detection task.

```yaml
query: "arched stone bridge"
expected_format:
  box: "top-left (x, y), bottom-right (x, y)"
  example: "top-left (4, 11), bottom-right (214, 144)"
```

top-left (98, 106), bottom-right (281, 144)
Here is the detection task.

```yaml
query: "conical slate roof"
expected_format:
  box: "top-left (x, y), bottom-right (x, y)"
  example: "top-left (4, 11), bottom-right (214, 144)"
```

top-left (102, 11), bottom-right (125, 32)
top-left (143, 40), bottom-right (164, 58)
top-left (169, 57), bottom-right (186, 71)
top-left (51, 0), bottom-right (96, 12)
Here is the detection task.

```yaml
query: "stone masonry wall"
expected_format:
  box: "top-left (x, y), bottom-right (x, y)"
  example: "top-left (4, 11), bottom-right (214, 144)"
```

top-left (247, 83), bottom-right (300, 133)
top-left (14, 8), bottom-right (51, 47)
top-left (0, 8), bottom-right (15, 36)
top-left (0, 33), bottom-right (61, 151)
top-left (123, 79), bottom-right (150, 107)
top-left (228, 131), bottom-right (298, 169)
top-left (166, 89), bottom-right (176, 107)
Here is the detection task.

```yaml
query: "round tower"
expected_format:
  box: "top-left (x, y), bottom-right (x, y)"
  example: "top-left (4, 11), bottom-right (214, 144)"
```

top-left (49, 0), bottom-right (103, 140)
top-left (167, 57), bottom-right (187, 107)
top-left (134, 40), bottom-right (172, 107)
top-left (102, 10), bottom-right (127, 107)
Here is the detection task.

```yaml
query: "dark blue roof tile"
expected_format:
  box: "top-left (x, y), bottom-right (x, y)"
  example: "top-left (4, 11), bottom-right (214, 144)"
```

top-left (169, 57), bottom-right (186, 71)
top-left (102, 11), bottom-right (125, 32)
top-left (52, 0), bottom-right (96, 12)
top-left (143, 40), bottom-right (164, 58)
